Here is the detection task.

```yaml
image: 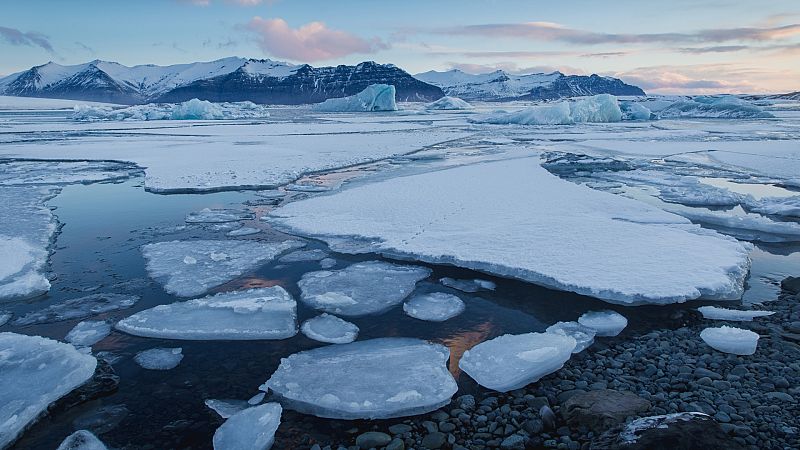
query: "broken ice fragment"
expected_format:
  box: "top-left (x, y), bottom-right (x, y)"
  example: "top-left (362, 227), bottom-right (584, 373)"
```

top-left (212, 402), bottom-right (282, 450)
top-left (56, 430), bottom-right (108, 450)
top-left (403, 293), bottom-right (465, 322)
top-left (66, 320), bottom-right (112, 347)
top-left (134, 347), bottom-right (183, 370)
top-left (14, 293), bottom-right (139, 326)
top-left (205, 399), bottom-right (249, 419)
top-left (700, 326), bottom-right (759, 355)
top-left (578, 310), bottom-right (628, 337)
top-left (300, 313), bottom-right (359, 344)
top-left (440, 277), bottom-right (496, 293)
top-left (185, 208), bottom-right (254, 224)
top-left (545, 321), bottom-right (596, 353)
top-left (697, 306), bottom-right (774, 321)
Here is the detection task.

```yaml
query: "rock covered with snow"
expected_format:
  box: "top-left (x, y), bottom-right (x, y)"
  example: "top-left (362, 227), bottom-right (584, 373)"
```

top-left (65, 321), bottom-right (112, 347)
top-left (545, 321), bottom-right (597, 353)
top-left (262, 338), bottom-right (457, 419)
top-left (134, 347), bottom-right (184, 370)
top-left (459, 332), bottom-right (576, 392)
top-left (13, 293), bottom-right (139, 326)
top-left (578, 310), bottom-right (628, 337)
top-left (116, 286), bottom-right (297, 340)
top-left (658, 96), bottom-right (773, 119)
top-left (298, 261), bottom-right (430, 317)
top-left (212, 403), bottom-right (282, 450)
top-left (300, 313), bottom-right (359, 344)
top-left (403, 293), bottom-right (465, 322)
top-left (142, 239), bottom-right (303, 297)
top-left (0, 332), bottom-right (97, 449)
top-left (72, 99), bottom-right (271, 121)
top-left (56, 430), bottom-right (108, 450)
top-left (700, 326), bottom-right (759, 355)
top-left (697, 306), bottom-right (774, 321)
top-left (425, 96), bottom-right (473, 110)
top-left (440, 277), bottom-right (496, 293)
top-left (314, 84), bottom-right (398, 112)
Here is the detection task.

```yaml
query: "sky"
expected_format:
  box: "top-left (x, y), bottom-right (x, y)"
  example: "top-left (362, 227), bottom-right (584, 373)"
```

top-left (1, 0), bottom-right (799, 94)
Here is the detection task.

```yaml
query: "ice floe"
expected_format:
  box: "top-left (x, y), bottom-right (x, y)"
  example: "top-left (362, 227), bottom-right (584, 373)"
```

top-left (319, 258), bottom-right (337, 269)
top-left (262, 338), bottom-right (457, 419)
top-left (700, 326), bottom-right (759, 355)
top-left (66, 321), bottom-right (112, 347)
top-left (116, 287), bottom-right (297, 340)
top-left (658, 96), bottom-right (773, 119)
top-left (545, 321), bottom-right (597, 353)
top-left (227, 227), bottom-right (261, 237)
top-left (205, 399), bottom-right (249, 419)
top-left (212, 403), bottom-right (282, 450)
top-left (300, 313), bottom-right (359, 344)
top-left (279, 249), bottom-right (328, 263)
top-left (668, 207), bottom-right (800, 242)
top-left (0, 333), bottom-right (97, 449)
top-left (142, 239), bottom-right (302, 297)
top-left (13, 293), bottom-right (140, 326)
top-left (425, 96), bottom-right (473, 110)
top-left (314, 84), bottom-right (398, 112)
top-left (269, 157), bottom-right (752, 305)
top-left (134, 347), bottom-right (184, 370)
top-left (697, 306), bottom-right (774, 321)
top-left (745, 195), bottom-right (800, 218)
top-left (578, 310), bottom-right (628, 337)
top-left (297, 261), bottom-right (430, 316)
top-left (459, 332), bottom-right (576, 392)
top-left (72, 99), bottom-right (271, 121)
top-left (185, 208), bottom-right (254, 224)
top-left (403, 293), bottom-right (465, 322)
top-left (56, 430), bottom-right (108, 450)
top-left (440, 277), bottom-right (496, 293)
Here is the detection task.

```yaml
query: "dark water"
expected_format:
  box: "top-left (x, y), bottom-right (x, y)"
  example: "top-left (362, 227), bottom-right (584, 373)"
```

top-left (5, 172), bottom-right (800, 449)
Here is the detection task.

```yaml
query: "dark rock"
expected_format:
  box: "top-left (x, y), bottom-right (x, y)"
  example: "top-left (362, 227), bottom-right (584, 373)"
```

top-left (500, 434), bottom-right (526, 449)
top-left (562, 390), bottom-right (651, 431)
top-left (355, 431), bottom-right (391, 449)
top-left (591, 412), bottom-right (745, 450)
top-left (420, 431), bottom-right (447, 449)
top-left (781, 276), bottom-right (800, 294)
top-left (388, 424), bottom-right (412, 435)
top-left (539, 405), bottom-right (558, 430)
top-left (52, 359), bottom-right (119, 413)
top-left (386, 438), bottom-right (404, 450)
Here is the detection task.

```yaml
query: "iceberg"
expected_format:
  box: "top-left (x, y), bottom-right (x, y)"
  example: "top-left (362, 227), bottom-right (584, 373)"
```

top-left (66, 320), bottom-right (112, 347)
top-left (185, 208), bottom-right (254, 224)
top-left (403, 293), bottom-right (465, 322)
top-left (620, 101), bottom-right (653, 121)
top-left (697, 305), bottom-right (774, 321)
top-left (545, 321), bottom-right (596, 353)
top-left (578, 310), bottom-right (628, 337)
top-left (700, 326), bottom-right (759, 355)
top-left (212, 403), bottom-right (282, 450)
top-left (269, 157), bottom-right (752, 305)
top-left (134, 347), bottom-right (184, 370)
top-left (300, 313), bottom-right (359, 344)
top-left (262, 338), bottom-right (457, 419)
top-left (569, 94), bottom-right (623, 123)
top-left (659, 96), bottom-right (774, 119)
top-left (13, 293), bottom-right (139, 326)
top-left (459, 332), bottom-right (576, 392)
top-left (440, 277), bottom-right (496, 293)
top-left (314, 84), bottom-right (398, 112)
top-left (205, 399), bottom-right (249, 419)
top-left (475, 94), bottom-right (622, 125)
top-left (297, 261), bottom-right (430, 317)
top-left (72, 98), bottom-right (271, 121)
top-left (0, 333), bottom-right (97, 449)
top-left (142, 239), bottom-right (303, 297)
top-left (116, 287), bottom-right (297, 340)
top-left (425, 96), bottom-right (473, 110)
top-left (56, 430), bottom-right (108, 450)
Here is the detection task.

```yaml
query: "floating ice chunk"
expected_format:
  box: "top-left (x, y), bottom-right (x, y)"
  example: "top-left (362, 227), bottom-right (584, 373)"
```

top-left (0, 333), bottom-right (97, 449)
top-left (248, 392), bottom-right (266, 405)
top-left (319, 258), bottom-right (337, 269)
top-left (116, 287), bottom-right (297, 340)
top-left (440, 277), bottom-right (496, 293)
top-left (142, 239), bottom-right (303, 297)
top-left (262, 338), bottom-right (457, 419)
top-left (300, 313), bottom-right (359, 344)
top-left (56, 430), bottom-right (108, 450)
top-left (279, 249), bottom-right (328, 263)
top-left (0, 312), bottom-right (10, 326)
top-left (134, 347), bottom-right (184, 370)
top-left (73, 99), bottom-right (271, 121)
top-left (0, 236), bottom-right (51, 301)
top-left (212, 403), bottom-right (282, 450)
top-left (314, 84), bottom-right (398, 112)
top-left (298, 261), bottom-right (430, 317)
top-left (578, 310), bottom-right (627, 337)
top-left (477, 102), bottom-right (572, 125)
top-left (698, 306), bottom-right (774, 321)
top-left (659, 96), bottom-right (773, 119)
top-left (746, 195), bottom-right (800, 218)
top-left (66, 320), bottom-right (112, 347)
top-left (425, 96), bottom-right (473, 110)
top-left (185, 208), bottom-right (254, 224)
top-left (13, 293), bottom-right (140, 326)
top-left (205, 399), bottom-right (249, 419)
top-left (620, 101), bottom-right (653, 121)
top-left (227, 227), bottom-right (261, 237)
top-left (545, 321), bottom-right (596, 353)
top-left (700, 326), bottom-right (759, 355)
top-left (459, 332), bottom-right (576, 392)
top-left (403, 293), bottom-right (465, 322)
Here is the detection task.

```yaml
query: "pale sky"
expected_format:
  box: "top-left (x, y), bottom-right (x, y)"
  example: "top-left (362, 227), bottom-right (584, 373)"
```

top-left (1, 0), bottom-right (799, 94)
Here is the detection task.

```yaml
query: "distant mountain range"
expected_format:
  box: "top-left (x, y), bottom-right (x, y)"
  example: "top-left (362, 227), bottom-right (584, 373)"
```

top-left (0, 57), bottom-right (646, 105)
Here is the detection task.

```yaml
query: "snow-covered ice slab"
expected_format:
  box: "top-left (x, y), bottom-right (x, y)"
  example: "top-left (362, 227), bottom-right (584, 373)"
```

top-left (212, 403), bottom-right (281, 450)
top-left (545, 321), bottom-right (596, 353)
top-left (297, 261), bottom-right (430, 317)
top-left (698, 306), bottom-right (774, 321)
top-left (700, 326), bottom-right (759, 355)
top-left (578, 310), bottom-right (628, 337)
top-left (66, 321), bottom-right (112, 347)
top-left (403, 293), bottom-right (465, 322)
top-left (142, 240), bottom-right (302, 297)
top-left (667, 206), bottom-right (800, 242)
top-left (459, 332), bottom-right (576, 392)
top-left (269, 157), bottom-right (752, 305)
top-left (116, 287), bottom-right (297, 340)
top-left (440, 277), bottom-right (496, 293)
top-left (205, 399), bottom-right (249, 419)
top-left (314, 84), bottom-right (398, 112)
top-left (13, 293), bottom-right (140, 326)
top-left (56, 430), bottom-right (108, 450)
top-left (73, 98), bottom-right (271, 121)
top-left (745, 195), bottom-right (800, 218)
top-left (262, 338), bottom-right (457, 419)
top-left (0, 332), bottom-right (97, 449)
top-left (426, 96), bottom-right (473, 110)
top-left (279, 249), bottom-right (328, 263)
top-left (185, 208), bottom-right (254, 224)
top-left (134, 347), bottom-right (184, 370)
top-left (300, 313), bottom-right (359, 344)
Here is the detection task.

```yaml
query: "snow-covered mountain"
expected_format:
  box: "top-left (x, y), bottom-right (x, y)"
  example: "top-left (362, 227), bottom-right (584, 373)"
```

top-left (415, 69), bottom-right (644, 101)
top-left (0, 58), bottom-right (443, 105)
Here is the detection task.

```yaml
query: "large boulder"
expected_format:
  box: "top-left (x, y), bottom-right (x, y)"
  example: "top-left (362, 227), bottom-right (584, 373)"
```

top-left (591, 412), bottom-right (745, 450)
top-left (781, 276), bottom-right (800, 295)
top-left (561, 390), bottom-right (651, 430)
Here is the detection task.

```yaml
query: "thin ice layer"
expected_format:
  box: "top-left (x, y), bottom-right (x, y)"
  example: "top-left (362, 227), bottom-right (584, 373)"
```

top-left (269, 157), bottom-right (752, 305)
top-left (300, 313), bottom-right (359, 344)
top-left (65, 321), bottom-right (112, 347)
top-left (185, 208), bottom-right (254, 224)
top-left (205, 399), bottom-right (249, 419)
top-left (0, 333), bottom-right (97, 449)
top-left (116, 287), bottom-right (297, 340)
top-left (134, 347), bottom-right (184, 370)
top-left (459, 332), bottom-right (576, 392)
top-left (212, 403), bottom-right (282, 450)
top-left (142, 239), bottom-right (303, 297)
top-left (262, 338), bottom-right (457, 419)
top-left (13, 293), bottom-right (140, 326)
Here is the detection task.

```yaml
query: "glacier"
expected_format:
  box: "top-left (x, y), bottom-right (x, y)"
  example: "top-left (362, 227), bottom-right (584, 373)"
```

top-left (72, 99), bottom-right (271, 121)
top-left (261, 338), bottom-right (457, 419)
top-left (545, 321), bottom-right (596, 353)
top-left (300, 313), bottom-right (359, 344)
top-left (697, 306), bottom-right (774, 321)
top-left (403, 293), bottom-right (465, 322)
top-left (116, 287), bottom-right (297, 340)
top-left (212, 403), bottom-right (282, 450)
top-left (578, 310), bottom-right (628, 337)
top-left (65, 320), bottom-right (112, 348)
top-left (700, 326), bottom-right (759, 355)
top-left (134, 347), bottom-right (184, 370)
top-left (56, 430), bottom-right (108, 450)
top-left (314, 84), bottom-right (398, 112)
top-left (425, 96), bottom-right (473, 110)
top-left (0, 333), bottom-right (97, 449)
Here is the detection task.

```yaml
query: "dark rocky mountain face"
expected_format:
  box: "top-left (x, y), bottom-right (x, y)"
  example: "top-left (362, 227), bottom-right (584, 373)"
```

top-left (525, 74), bottom-right (645, 100)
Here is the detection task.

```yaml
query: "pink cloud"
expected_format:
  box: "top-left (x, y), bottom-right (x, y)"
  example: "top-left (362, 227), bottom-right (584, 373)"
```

top-left (246, 17), bottom-right (388, 62)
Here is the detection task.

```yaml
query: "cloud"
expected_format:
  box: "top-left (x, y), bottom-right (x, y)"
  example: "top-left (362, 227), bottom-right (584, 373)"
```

top-left (245, 17), bottom-right (388, 61)
top-left (0, 26), bottom-right (55, 54)
top-left (677, 45), bottom-right (749, 54)
top-left (179, 0), bottom-right (279, 6)
top-left (612, 65), bottom-right (760, 94)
